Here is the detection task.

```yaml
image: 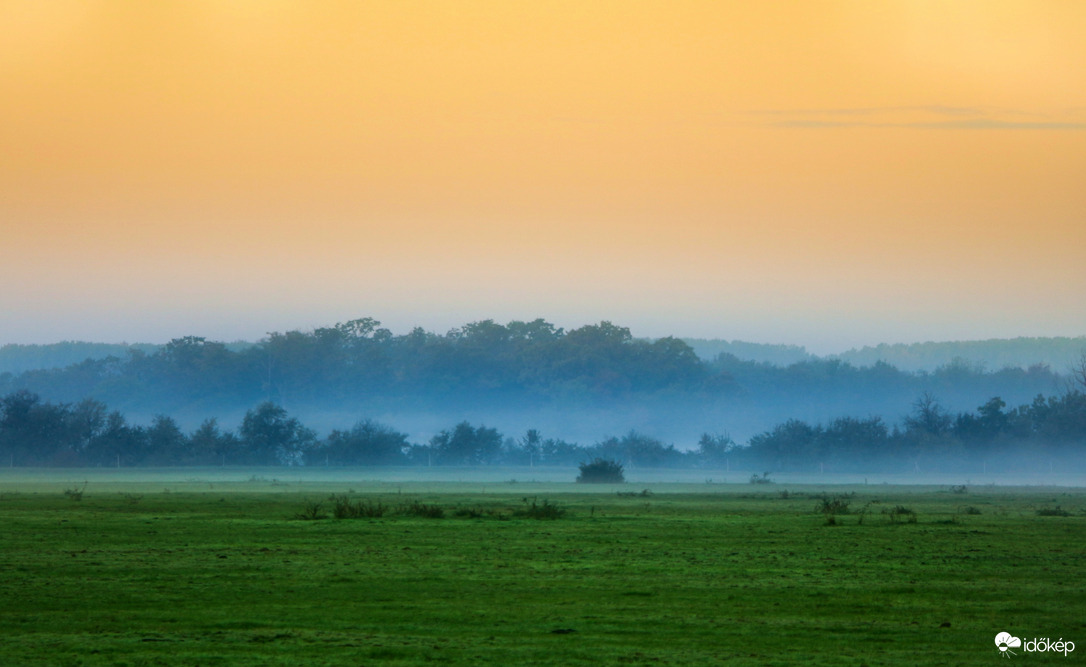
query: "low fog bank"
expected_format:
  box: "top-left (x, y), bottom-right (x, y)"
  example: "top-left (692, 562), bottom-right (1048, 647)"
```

top-left (1, 318), bottom-right (1082, 475)
top-left (0, 466), bottom-right (1082, 490)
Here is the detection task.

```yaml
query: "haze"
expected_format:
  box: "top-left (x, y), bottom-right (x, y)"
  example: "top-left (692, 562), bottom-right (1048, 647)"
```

top-left (2, 1), bottom-right (1084, 353)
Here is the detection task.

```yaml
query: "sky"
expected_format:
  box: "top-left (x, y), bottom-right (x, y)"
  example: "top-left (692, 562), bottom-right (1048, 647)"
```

top-left (2, 1), bottom-right (1084, 354)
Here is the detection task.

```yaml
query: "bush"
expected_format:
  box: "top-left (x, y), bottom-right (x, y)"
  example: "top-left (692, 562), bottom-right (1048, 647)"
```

top-left (330, 495), bottom-right (386, 519)
top-left (514, 498), bottom-right (567, 520)
top-left (886, 505), bottom-right (917, 523)
top-left (577, 458), bottom-right (625, 484)
top-left (452, 506), bottom-right (505, 519)
top-left (295, 500), bottom-right (327, 520)
top-left (63, 482), bottom-right (87, 501)
top-left (749, 472), bottom-right (773, 485)
top-left (400, 501), bottom-right (445, 519)
top-left (1036, 506), bottom-right (1070, 517)
top-left (815, 493), bottom-right (853, 515)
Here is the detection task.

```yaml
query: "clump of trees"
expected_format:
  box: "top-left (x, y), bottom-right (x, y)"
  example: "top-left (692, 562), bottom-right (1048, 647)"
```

top-left (577, 459), bottom-right (626, 483)
top-left (739, 390), bottom-right (1086, 473)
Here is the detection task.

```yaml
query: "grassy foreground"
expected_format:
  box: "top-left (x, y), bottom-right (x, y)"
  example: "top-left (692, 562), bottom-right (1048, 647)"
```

top-left (0, 470), bottom-right (1084, 666)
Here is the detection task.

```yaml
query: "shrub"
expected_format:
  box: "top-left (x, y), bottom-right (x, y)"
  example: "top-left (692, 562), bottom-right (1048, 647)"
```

top-left (577, 458), bottom-right (625, 484)
top-left (330, 495), bottom-right (386, 519)
top-left (514, 499), bottom-right (567, 520)
top-left (1036, 506), bottom-right (1070, 517)
top-left (295, 500), bottom-right (327, 520)
top-left (453, 507), bottom-right (500, 519)
top-left (886, 505), bottom-right (917, 523)
top-left (749, 472), bottom-right (773, 485)
top-left (949, 485), bottom-right (968, 494)
top-left (63, 482), bottom-right (87, 501)
top-left (400, 501), bottom-right (445, 519)
top-left (960, 506), bottom-right (982, 515)
top-left (815, 493), bottom-right (853, 515)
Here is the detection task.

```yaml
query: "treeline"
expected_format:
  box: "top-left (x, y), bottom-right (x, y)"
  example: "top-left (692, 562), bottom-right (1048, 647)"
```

top-left (0, 319), bottom-right (1072, 419)
top-left (741, 391), bottom-right (1086, 473)
top-left (0, 319), bottom-right (714, 410)
top-left (0, 342), bottom-right (162, 376)
top-left (3, 388), bottom-right (1083, 473)
top-left (830, 336), bottom-right (1086, 373)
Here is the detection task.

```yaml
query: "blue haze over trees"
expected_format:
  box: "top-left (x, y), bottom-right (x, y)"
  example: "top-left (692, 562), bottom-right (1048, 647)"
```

top-left (0, 317), bottom-right (1083, 472)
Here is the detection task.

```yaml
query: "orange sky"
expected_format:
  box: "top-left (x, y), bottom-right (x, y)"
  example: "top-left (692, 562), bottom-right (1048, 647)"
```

top-left (2, 1), bottom-right (1084, 351)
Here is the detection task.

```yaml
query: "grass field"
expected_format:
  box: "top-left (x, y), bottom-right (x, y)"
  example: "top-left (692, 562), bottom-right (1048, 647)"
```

top-left (1, 468), bottom-right (1083, 666)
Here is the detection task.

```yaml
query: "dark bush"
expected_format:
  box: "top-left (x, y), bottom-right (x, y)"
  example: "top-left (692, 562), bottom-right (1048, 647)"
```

top-left (749, 472), bottom-right (773, 485)
top-left (295, 500), bottom-right (327, 520)
top-left (815, 493), bottom-right (853, 515)
top-left (400, 501), bottom-right (445, 518)
top-left (577, 458), bottom-right (625, 483)
top-left (885, 505), bottom-right (917, 523)
top-left (330, 495), bottom-right (386, 519)
top-left (514, 498), bottom-right (567, 519)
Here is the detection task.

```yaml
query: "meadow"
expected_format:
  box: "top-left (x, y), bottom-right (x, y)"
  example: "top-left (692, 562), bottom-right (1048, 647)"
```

top-left (1, 468), bottom-right (1083, 666)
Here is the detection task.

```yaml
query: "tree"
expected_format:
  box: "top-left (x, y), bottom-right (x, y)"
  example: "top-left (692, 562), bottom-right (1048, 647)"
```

top-left (84, 411), bottom-right (147, 467)
top-left (1071, 352), bottom-right (1086, 393)
top-left (145, 415), bottom-right (188, 465)
top-left (519, 428), bottom-right (542, 466)
top-left (430, 422), bottom-right (504, 465)
top-left (747, 419), bottom-right (821, 471)
top-left (903, 392), bottom-right (952, 437)
top-left (239, 402), bottom-right (316, 465)
top-left (697, 433), bottom-right (736, 467)
top-left (310, 420), bottom-right (409, 466)
top-left (189, 418), bottom-right (238, 466)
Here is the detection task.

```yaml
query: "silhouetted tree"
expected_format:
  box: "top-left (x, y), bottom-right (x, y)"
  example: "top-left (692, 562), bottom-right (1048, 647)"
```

top-left (239, 402), bottom-right (316, 465)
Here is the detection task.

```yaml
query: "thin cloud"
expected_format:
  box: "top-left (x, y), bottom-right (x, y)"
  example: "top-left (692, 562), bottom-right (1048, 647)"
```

top-left (751, 105), bottom-right (988, 117)
top-left (773, 119), bottom-right (1086, 130)
top-left (754, 106), bottom-right (1084, 130)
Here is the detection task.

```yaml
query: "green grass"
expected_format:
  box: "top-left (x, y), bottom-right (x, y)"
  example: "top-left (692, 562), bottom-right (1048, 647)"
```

top-left (0, 470), bottom-right (1084, 665)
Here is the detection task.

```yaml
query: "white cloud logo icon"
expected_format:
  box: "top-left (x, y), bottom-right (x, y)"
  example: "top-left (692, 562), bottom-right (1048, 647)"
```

top-left (996, 632), bottom-right (1022, 657)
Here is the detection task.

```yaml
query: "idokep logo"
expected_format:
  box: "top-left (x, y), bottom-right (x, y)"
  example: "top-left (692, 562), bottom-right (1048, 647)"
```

top-left (995, 631), bottom-right (1076, 658)
top-left (996, 632), bottom-right (1021, 657)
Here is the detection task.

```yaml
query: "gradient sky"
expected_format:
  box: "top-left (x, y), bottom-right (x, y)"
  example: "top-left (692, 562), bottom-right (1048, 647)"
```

top-left (2, 1), bottom-right (1084, 353)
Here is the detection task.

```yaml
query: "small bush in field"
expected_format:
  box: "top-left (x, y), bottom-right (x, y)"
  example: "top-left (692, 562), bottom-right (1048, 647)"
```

top-left (330, 495), bottom-right (386, 519)
top-left (885, 505), bottom-right (917, 523)
top-left (749, 472), bottom-right (773, 485)
top-left (514, 498), bottom-right (567, 520)
top-left (295, 500), bottom-right (327, 520)
top-left (400, 501), bottom-right (445, 519)
top-left (815, 493), bottom-right (853, 516)
top-left (577, 459), bottom-right (625, 484)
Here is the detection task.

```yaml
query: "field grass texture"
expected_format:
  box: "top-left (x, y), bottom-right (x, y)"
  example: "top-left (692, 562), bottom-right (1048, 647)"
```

top-left (1, 469), bottom-right (1083, 666)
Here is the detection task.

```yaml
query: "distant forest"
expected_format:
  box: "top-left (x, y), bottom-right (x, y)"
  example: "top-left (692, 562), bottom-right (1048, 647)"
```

top-left (0, 318), bottom-right (1082, 453)
top-left (682, 336), bottom-right (1086, 371)
top-left (5, 330), bottom-right (1083, 376)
